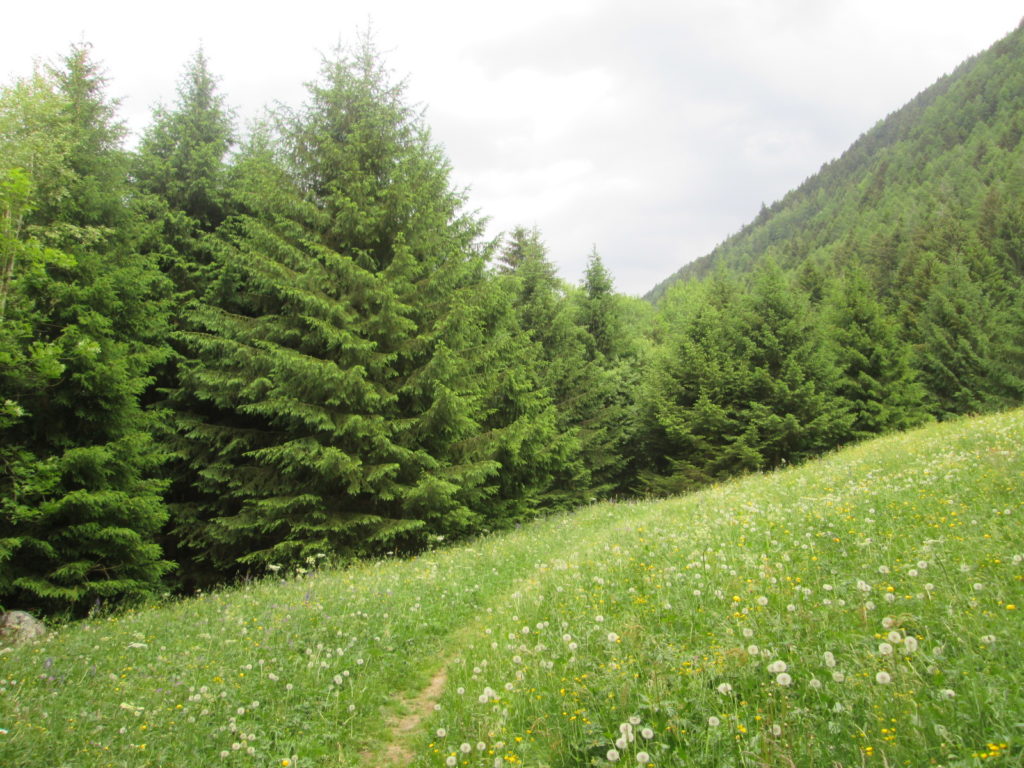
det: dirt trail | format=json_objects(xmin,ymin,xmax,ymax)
[{"xmin": 362, "ymin": 664, "xmax": 449, "ymax": 767}]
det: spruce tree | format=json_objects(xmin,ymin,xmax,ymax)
[
  {"xmin": 915, "ymin": 258, "xmax": 1005, "ymax": 415},
  {"xmin": 133, "ymin": 48, "xmax": 235, "ymax": 296},
  {"xmin": 640, "ymin": 266, "xmax": 851, "ymax": 494},
  {"xmin": 734, "ymin": 264, "xmax": 852, "ymax": 466},
  {"xmin": 824, "ymin": 268, "xmax": 928, "ymax": 439},
  {"xmin": 0, "ymin": 47, "xmax": 172, "ymax": 613},
  {"xmin": 573, "ymin": 248, "xmax": 639, "ymax": 494},
  {"xmin": 495, "ymin": 228, "xmax": 591, "ymax": 504},
  {"xmin": 130, "ymin": 51, "xmax": 237, "ymax": 584},
  {"xmin": 172, "ymin": 42, "xmax": 561, "ymax": 575},
  {"xmin": 579, "ymin": 247, "xmax": 623, "ymax": 362},
  {"xmin": 638, "ymin": 274, "xmax": 757, "ymax": 493}
]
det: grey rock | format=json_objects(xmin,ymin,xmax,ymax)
[{"xmin": 0, "ymin": 611, "xmax": 47, "ymax": 646}]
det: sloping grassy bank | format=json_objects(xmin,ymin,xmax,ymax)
[{"xmin": 2, "ymin": 411, "xmax": 1022, "ymax": 767}]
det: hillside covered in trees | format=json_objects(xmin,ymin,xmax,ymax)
[{"xmin": 2, "ymin": 25, "xmax": 1023, "ymax": 616}]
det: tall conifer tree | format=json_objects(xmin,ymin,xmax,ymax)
[
  {"xmin": 0, "ymin": 47, "xmax": 172, "ymax": 613},
  {"xmin": 172, "ymin": 42, "xmax": 559, "ymax": 574},
  {"xmin": 133, "ymin": 48, "xmax": 235, "ymax": 296},
  {"xmin": 824, "ymin": 268, "xmax": 928, "ymax": 439}
]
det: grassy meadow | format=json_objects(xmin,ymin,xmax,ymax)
[{"xmin": 1, "ymin": 410, "xmax": 1022, "ymax": 768}]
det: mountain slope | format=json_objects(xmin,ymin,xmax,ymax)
[
  {"xmin": 646, "ymin": 22, "xmax": 1024, "ymax": 302},
  {"xmin": 2, "ymin": 409, "xmax": 1022, "ymax": 767}
]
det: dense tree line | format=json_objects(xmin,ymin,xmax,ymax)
[
  {"xmin": 0, "ymin": 42, "xmax": 648, "ymax": 611},
  {"xmin": 2, "ymin": 28, "xmax": 1023, "ymax": 615}
]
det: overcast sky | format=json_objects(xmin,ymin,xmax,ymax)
[{"xmin": 4, "ymin": 1, "xmax": 1021, "ymax": 294}]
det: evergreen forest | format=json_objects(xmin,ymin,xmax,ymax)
[{"xmin": 3, "ymin": 26, "xmax": 1024, "ymax": 616}]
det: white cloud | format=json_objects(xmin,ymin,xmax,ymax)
[{"xmin": 2, "ymin": 0, "xmax": 1021, "ymax": 293}]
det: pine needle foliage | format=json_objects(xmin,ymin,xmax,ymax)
[
  {"xmin": 171, "ymin": 41, "xmax": 555, "ymax": 576},
  {"xmin": 0, "ymin": 47, "xmax": 172, "ymax": 614}
]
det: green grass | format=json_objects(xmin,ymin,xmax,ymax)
[{"xmin": 2, "ymin": 410, "xmax": 1023, "ymax": 768}]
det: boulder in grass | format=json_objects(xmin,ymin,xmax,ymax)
[{"xmin": 0, "ymin": 611, "xmax": 47, "ymax": 646}]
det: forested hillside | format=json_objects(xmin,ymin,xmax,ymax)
[
  {"xmin": 633, "ymin": 24, "xmax": 1024, "ymax": 493},
  {"xmin": 648, "ymin": 23, "xmax": 1024, "ymax": 299},
  {"xmin": 2, "ymin": 26, "xmax": 1023, "ymax": 616}
]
